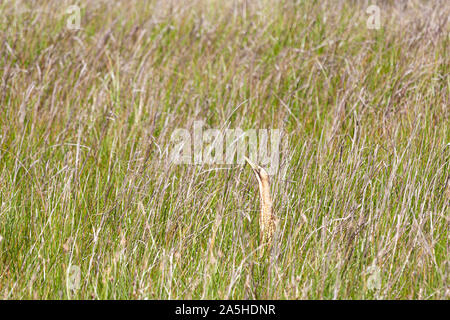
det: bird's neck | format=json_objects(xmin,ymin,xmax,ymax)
[{"xmin": 258, "ymin": 180, "xmax": 272, "ymax": 213}]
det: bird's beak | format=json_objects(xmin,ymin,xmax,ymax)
[
  {"xmin": 244, "ymin": 156, "xmax": 260, "ymax": 177},
  {"xmin": 244, "ymin": 156, "xmax": 257, "ymax": 169}
]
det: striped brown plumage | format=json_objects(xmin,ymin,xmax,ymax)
[{"xmin": 244, "ymin": 157, "xmax": 278, "ymax": 247}]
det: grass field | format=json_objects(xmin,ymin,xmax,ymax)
[{"xmin": 0, "ymin": 0, "xmax": 448, "ymax": 299}]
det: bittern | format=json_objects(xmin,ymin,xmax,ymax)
[{"xmin": 244, "ymin": 156, "xmax": 278, "ymax": 247}]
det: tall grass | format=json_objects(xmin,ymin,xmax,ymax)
[{"xmin": 0, "ymin": 0, "xmax": 448, "ymax": 299}]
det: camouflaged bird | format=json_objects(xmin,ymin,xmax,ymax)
[{"xmin": 244, "ymin": 156, "xmax": 278, "ymax": 248}]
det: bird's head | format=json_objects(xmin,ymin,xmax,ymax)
[{"xmin": 244, "ymin": 156, "xmax": 270, "ymax": 185}]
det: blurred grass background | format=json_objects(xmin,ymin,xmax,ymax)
[{"xmin": 0, "ymin": 0, "xmax": 448, "ymax": 299}]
